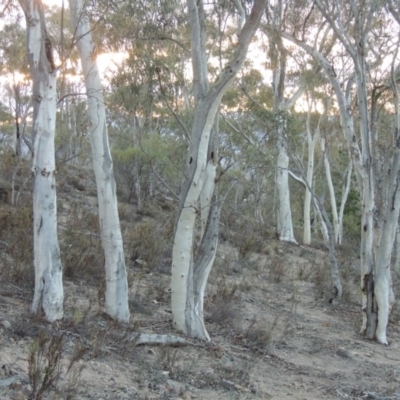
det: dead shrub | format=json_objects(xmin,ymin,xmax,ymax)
[
  {"xmin": 339, "ymin": 263, "xmax": 359, "ymax": 304},
  {"xmin": 156, "ymin": 346, "xmax": 181, "ymax": 375},
  {"xmin": 28, "ymin": 330, "xmax": 86, "ymax": 400},
  {"xmin": 243, "ymin": 316, "xmax": 278, "ymax": 351},
  {"xmin": 312, "ymin": 262, "xmax": 331, "ymax": 300},
  {"xmin": 207, "ymin": 282, "xmax": 238, "ymax": 326},
  {"xmin": 269, "ymin": 256, "xmax": 286, "ymax": 283},
  {"xmin": 59, "ymin": 208, "xmax": 104, "ymax": 283}
]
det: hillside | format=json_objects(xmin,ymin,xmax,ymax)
[{"xmin": 1, "ymin": 168, "xmax": 400, "ymax": 400}]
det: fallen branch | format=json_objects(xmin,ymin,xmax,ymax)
[{"xmin": 130, "ymin": 333, "xmax": 190, "ymax": 345}]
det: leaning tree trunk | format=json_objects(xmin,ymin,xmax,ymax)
[
  {"xmin": 171, "ymin": 0, "xmax": 267, "ymax": 340},
  {"xmin": 69, "ymin": 0, "xmax": 130, "ymax": 322},
  {"xmin": 18, "ymin": 0, "xmax": 63, "ymax": 321}
]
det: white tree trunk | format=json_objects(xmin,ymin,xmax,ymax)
[
  {"xmin": 338, "ymin": 160, "xmax": 353, "ymax": 245},
  {"xmin": 172, "ymin": 0, "xmax": 267, "ymax": 340},
  {"xmin": 321, "ymin": 137, "xmax": 340, "ymax": 245},
  {"xmin": 275, "ymin": 120, "xmax": 296, "ymax": 243},
  {"xmin": 70, "ymin": 0, "xmax": 130, "ymax": 322},
  {"xmin": 374, "ymin": 54, "xmax": 400, "ymax": 344},
  {"xmin": 18, "ymin": 0, "xmax": 63, "ymax": 321},
  {"xmin": 374, "ymin": 167, "xmax": 400, "ymax": 344},
  {"xmin": 395, "ymin": 225, "xmax": 400, "ymax": 274},
  {"xmin": 303, "ymin": 110, "xmax": 320, "ymax": 245}
]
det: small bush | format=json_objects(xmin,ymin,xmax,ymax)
[{"xmin": 129, "ymin": 219, "xmax": 170, "ymax": 271}]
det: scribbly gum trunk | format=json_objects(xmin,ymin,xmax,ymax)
[
  {"xmin": 18, "ymin": 0, "xmax": 63, "ymax": 320},
  {"xmin": 171, "ymin": 0, "xmax": 267, "ymax": 340}
]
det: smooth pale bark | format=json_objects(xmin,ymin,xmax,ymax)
[
  {"xmin": 338, "ymin": 160, "xmax": 353, "ymax": 245},
  {"xmin": 200, "ymin": 159, "xmax": 217, "ymax": 238},
  {"xmin": 374, "ymin": 161, "xmax": 400, "ymax": 343},
  {"xmin": 321, "ymin": 137, "xmax": 341, "ymax": 245},
  {"xmin": 172, "ymin": 0, "xmax": 267, "ymax": 340},
  {"xmin": 303, "ymin": 109, "xmax": 320, "ymax": 245},
  {"xmin": 374, "ymin": 54, "xmax": 400, "ymax": 344},
  {"xmin": 275, "ymin": 117, "xmax": 296, "ymax": 242},
  {"xmin": 18, "ymin": 0, "xmax": 63, "ymax": 321},
  {"xmin": 69, "ymin": 0, "xmax": 129, "ymax": 322},
  {"xmin": 290, "ymin": 171, "xmax": 342, "ymax": 298},
  {"xmin": 270, "ymin": 1, "xmax": 297, "ymax": 244},
  {"xmin": 395, "ymin": 226, "xmax": 400, "ymax": 274}
]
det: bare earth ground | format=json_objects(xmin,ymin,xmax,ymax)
[{"xmin": 1, "ymin": 181, "xmax": 400, "ymax": 399}]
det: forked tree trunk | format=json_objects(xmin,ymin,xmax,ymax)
[
  {"xmin": 171, "ymin": 0, "xmax": 267, "ymax": 340},
  {"xmin": 69, "ymin": 0, "xmax": 130, "ymax": 322},
  {"xmin": 18, "ymin": 0, "xmax": 63, "ymax": 321}
]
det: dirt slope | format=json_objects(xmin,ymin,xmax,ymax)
[{"xmin": 1, "ymin": 188, "xmax": 400, "ymax": 399}]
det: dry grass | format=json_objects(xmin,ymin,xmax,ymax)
[{"xmin": 0, "ymin": 206, "xmax": 34, "ymax": 288}]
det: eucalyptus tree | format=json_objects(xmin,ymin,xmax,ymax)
[
  {"xmin": 280, "ymin": 0, "xmax": 400, "ymax": 344},
  {"xmin": 171, "ymin": 0, "xmax": 267, "ymax": 340},
  {"xmin": 264, "ymin": 0, "xmax": 338, "ymax": 245},
  {"xmin": 68, "ymin": 0, "xmax": 130, "ymax": 322},
  {"xmin": 17, "ymin": 0, "xmax": 63, "ymax": 321}
]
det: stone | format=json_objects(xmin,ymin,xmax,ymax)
[
  {"xmin": 166, "ymin": 379, "xmax": 185, "ymax": 394},
  {"xmin": 220, "ymin": 380, "xmax": 236, "ymax": 391},
  {"xmin": 1, "ymin": 320, "xmax": 11, "ymax": 329}
]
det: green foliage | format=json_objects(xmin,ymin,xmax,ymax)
[
  {"xmin": 0, "ymin": 20, "xmax": 28, "ymax": 74},
  {"xmin": 112, "ymin": 133, "xmax": 185, "ymax": 203},
  {"xmin": 342, "ymin": 189, "xmax": 361, "ymax": 241}
]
